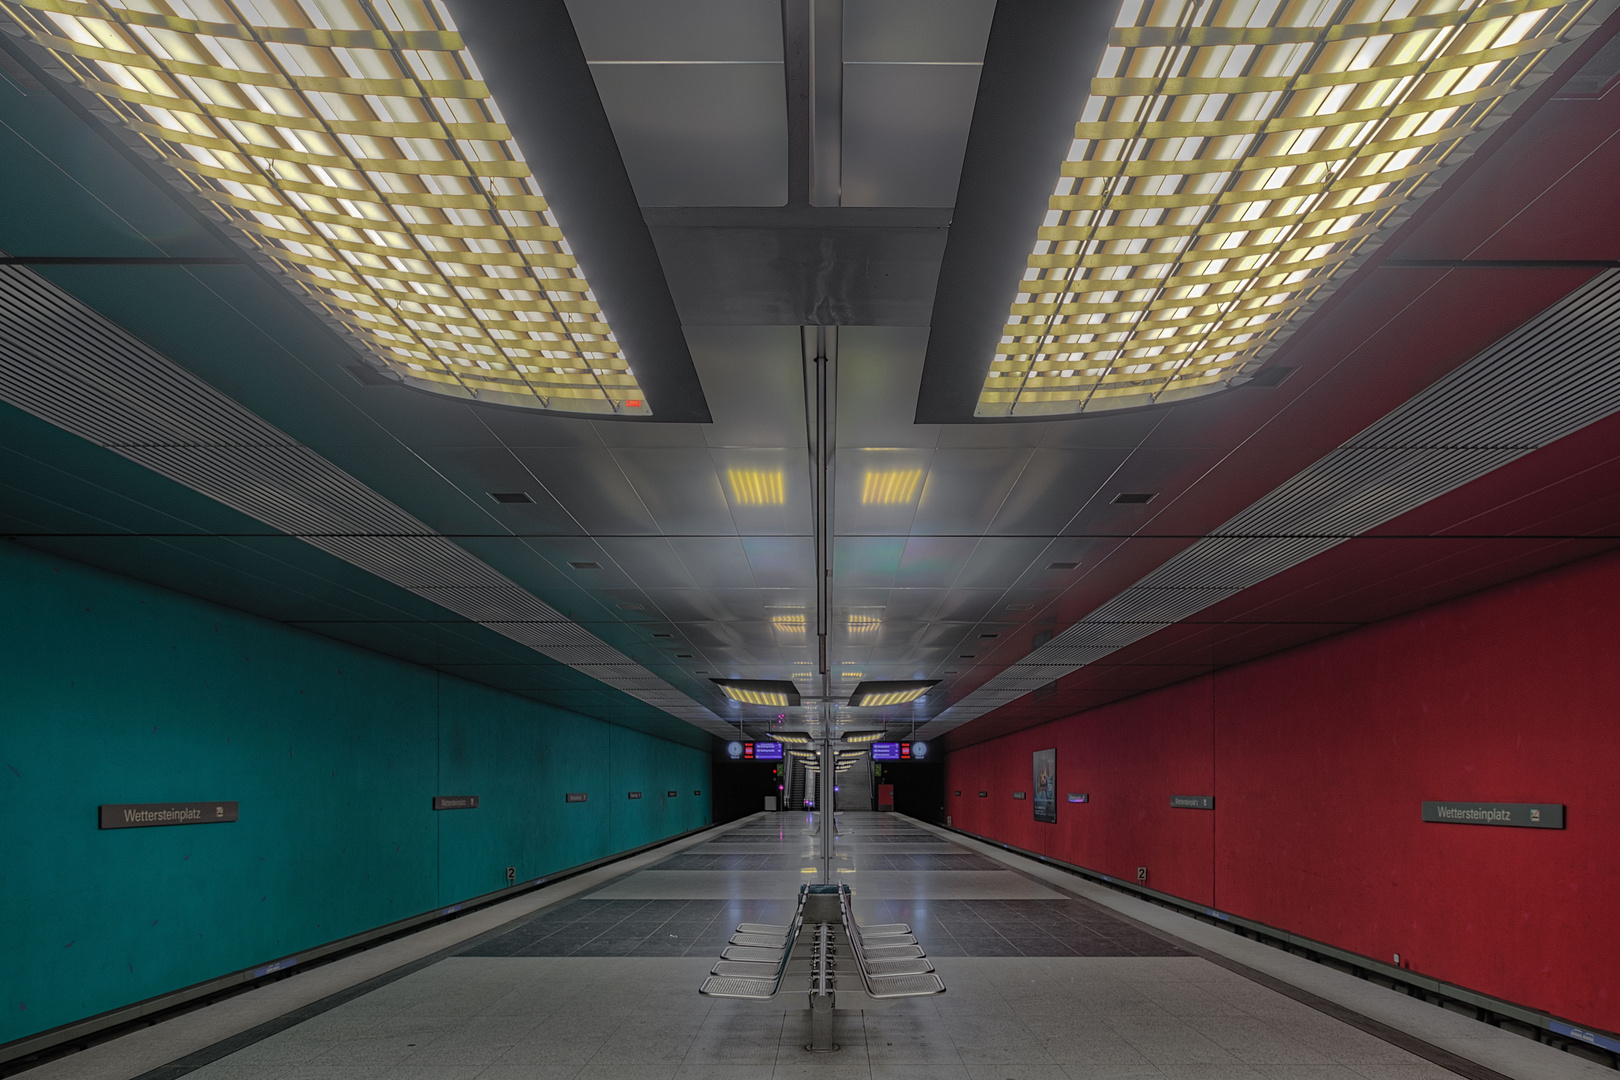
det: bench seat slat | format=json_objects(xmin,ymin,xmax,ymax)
[
  {"xmin": 700, "ymin": 975, "xmax": 781, "ymax": 999},
  {"xmin": 863, "ymin": 972, "xmax": 946, "ymax": 998}
]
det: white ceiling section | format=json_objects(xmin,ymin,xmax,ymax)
[
  {"xmin": 840, "ymin": 0, "xmax": 996, "ymax": 206},
  {"xmin": 567, "ymin": 0, "xmax": 789, "ymax": 205},
  {"xmin": 919, "ymin": 270, "xmax": 1620, "ymax": 739},
  {"xmin": 0, "ymin": 264, "xmax": 737, "ymax": 740}
]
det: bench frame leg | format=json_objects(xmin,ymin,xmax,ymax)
[{"xmin": 807, "ymin": 991, "xmax": 838, "ymax": 1052}]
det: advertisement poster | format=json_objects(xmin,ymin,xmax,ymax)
[{"xmin": 1033, "ymin": 748, "xmax": 1057, "ymax": 823}]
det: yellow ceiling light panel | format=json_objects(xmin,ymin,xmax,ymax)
[
  {"xmin": 770, "ymin": 613, "xmax": 807, "ymax": 631},
  {"xmin": 981, "ymin": 0, "xmax": 1595, "ymax": 417},
  {"xmin": 728, "ymin": 468, "xmax": 786, "ymax": 505},
  {"xmin": 846, "ymin": 615, "xmax": 880, "ymax": 633},
  {"xmin": 860, "ymin": 468, "xmax": 924, "ymax": 505},
  {"xmin": 854, "ymin": 690, "xmax": 919, "ymax": 706},
  {"xmin": 1, "ymin": 0, "xmax": 649, "ymax": 415},
  {"xmin": 719, "ymin": 686, "xmax": 791, "ymax": 706}
]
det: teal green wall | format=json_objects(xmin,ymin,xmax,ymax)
[{"xmin": 0, "ymin": 541, "xmax": 712, "ymax": 1046}]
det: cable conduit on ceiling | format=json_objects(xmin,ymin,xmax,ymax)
[
  {"xmin": 0, "ymin": 264, "xmax": 733, "ymax": 736},
  {"xmin": 922, "ymin": 269, "xmax": 1620, "ymax": 738}
]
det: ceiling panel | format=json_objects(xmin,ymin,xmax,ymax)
[
  {"xmin": 841, "ymin": 64, "xmax": 983, "ymax": 207},
  {"xmin": 506, "ymin": 447, "xmax": 662, "ymax": 536}
]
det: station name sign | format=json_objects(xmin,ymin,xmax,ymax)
[
  {"xmin": 100, "ymin": 801, "xmax": 238, "ymax": 829},
  {"xmin": 433, "ymin": 795, "xmax": 479, "ymax": 810},
  {"xmin": 1422, "ymin": 802, "xmax": 1564, "ymax": 829},
  {"xmin": 1171, "ymin": 795, "xmax": 1215, "ymax": 810}
]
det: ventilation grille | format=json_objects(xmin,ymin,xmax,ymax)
[
  {"xmin": 922, "ymin": 270, "xmax": 1620, "ymax": 737},
  {"xmin": 0, "ymin": 265, "xmax": 733, "ymax": 737}
]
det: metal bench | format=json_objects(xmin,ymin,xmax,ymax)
[
  {"xmin": 698, "ymin": 890, "xmax": 807, "ymax": 1000},
  {"xmin": 839, "ymin": 888, "xmax": 945, "ymax": 999}
]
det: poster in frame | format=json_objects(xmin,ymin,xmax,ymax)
[{"xmin": 1032, "ymin": 748, "xmax": 1057, "ymax": 823}]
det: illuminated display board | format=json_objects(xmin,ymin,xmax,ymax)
[{"xmin": 747, "ymin": 742, "xmax": 784, "ymax": 761}]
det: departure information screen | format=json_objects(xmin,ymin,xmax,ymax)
[
  {"xmin": 872, "ymin": 742, "xmax": 904, "ymax": 761},
  {"xmin": 751, "ymin": 742, "xmax": 784, "ymax": 760}
]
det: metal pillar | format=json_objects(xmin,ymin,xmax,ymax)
[{"xmin": 806, "ymin": 923, "xmax": 837, "ymax": 1051}]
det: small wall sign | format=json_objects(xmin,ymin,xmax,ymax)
[
  {"xmin": 667, "ymin": 790, "xmax": 678, "ymax": 797},
  {"xmin": 1013, "ymin": 791, "xmax": 1027, "ymax": 800},
  {"xmin": 100, "ymin": 801, "xmax": 237, "ymax": 829},
  {"xmin": 1422, "ymin": 802, "xmax": 1564, "ymax": 829},
  {"xmin": 433, "ymin": 795, "xmax": 479, "ymax": 810},
  {"xmin": 1171, "ymin": 795, "xmax": 1215, "ymax": 810},
  {"xmin": 628, "ymin": 791, "xmax": 642, "ymax": 799},
  {"xmin": 1067, "ymin": 793, "xmax": 1090, "ymax": 803},
  {"xmin": 564, "ymin": 792, "xmax": 588, "ymax": 803}
]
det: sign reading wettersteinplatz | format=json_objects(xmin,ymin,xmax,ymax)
[{"xmin": 1422, "ymin": 802, "xmax": 1564, "ymax": 829}]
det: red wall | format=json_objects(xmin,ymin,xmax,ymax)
[{"xmin": 946, "ymin": 548, "xmax": 1620, "ymax": 1033}]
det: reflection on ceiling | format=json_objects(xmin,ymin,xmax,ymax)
[{"xmin": 982, "ymin": 0, "xmax": 1596, "ymax": 417}]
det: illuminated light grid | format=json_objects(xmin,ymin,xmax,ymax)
[
  {"xmin": 728, "ymin": 468, "xmax": 786, "ymax": 505},
  {"xmin": 854, "ymin": 690, "xmax": 924, "ymax": 706},
  {"xmin": 846, "ymin": 615, "xmax": 880, "ymax": 632},
  {"xmin": 770, "ymin": 613, "xmax": 807, "ymax": 631},
  {"xmin": 1, "ymin": 0, "xmax": 649, "ymax": 414},
  {"xmin": 774, "ymin": 732, "xmax": 813, "ymax": 744},
  {"xmin": 717, "ymin": 686, "xmax": 791, "ymax": 706},
  {"xmin": 981, "ymin": 0, "xmax": 1596, "ymax": 417},
  {"xmin": 860, "ymin": 468, "xmax": 924, "ymax": 504}
]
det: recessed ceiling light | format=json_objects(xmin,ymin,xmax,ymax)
[
  {"xmin": 712, "ymin": 679, "xmax": 802, "ymax": 707},
  {"xmin": 652, "ymin": 632, "xmax": 673, "ymax": 639},
  {"xmin": 727, "ymin": 468, "xmax": 787, "ymax": 505},
  {"xmin": 1047, "ymin": 562, "xmax": 1079, "ymax": 570},
  {"xmin": 860, "ymin": 469, "xmax": 924, "ymax": 505},
  {"xmin": 1112, "ymin": 493, "xmax": 1155, "ymax": 505},
  {"xmin": 976, "ymin": 1, "xmax": 1590, "ymax": 418},
  {"xmin": 848, "ymin": 680, "xmax": 938, "ymax": 707},
  {"xmin": 489, "ymin": 492, "xmax": 534, "ymax": 505},
  {"xmin": 569, "ymin": 561, "xmax": 602, "ymax": 569},
  {"xmin": 676, "ymin": 654, "xmax": 693, "ymax": 659},
  {"xmin": 616, "ymin": 603, "xmax": 644, "ymax": 611},
  {"xmin": 979, "ymin": 633, "xmax": 999, "ymax": 639},
  {"xmin": 959, "ymin": 654, "xmax": 976, "ymax": 659},
  {"xmin": 5, "ymin": 0, "xmax": 655, "ymax": 414}
]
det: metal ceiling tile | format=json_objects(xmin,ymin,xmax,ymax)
[
  {"xmin": 613, "ymin": 448, "xmax": 738, "ymax": 535},
  {"xmin": 565, "ymin": 0, "xmax": 782, "ymax": 61},
  {"xmin": 893, "ymin": 537, "xmax": 978, "ymax": 589},
  {"xmin": 688, "ymin": 326, "xmax": 806, "ymax": 449},
  {"xmin": 668, "ymin": 536, "xmax": 759, "ymax": 589},
  {"xmin": 986, "ymin": 449, "xmax": 1132, "ymax": 536},
  {"xmin": 841, "ymin": 63, "xmax": 984, "ymax": 208},
  {"xmin": 910, "ymin": 448, "xmax": 1032, "ymax": 536},
  {"xmin": 595, "ymin": 537, "xmax": 700, "ymax": 589},
  {"xmin": 835, "ymin": 328, "xmax": 938, "ymax": 449},
  {"xmin": 741, "ymin": 536, "xmax": 817, "ymax": 589},
  {"xmin": 830, "ymin": 537, "xmax": 906, "ymax": 587},
  {"xmin": 507, "ymin": 447, "xmax": 661, "ymax": 535},
  {"xmin": 843, "ymin": 0, "xmax": 996, "ymax": 63},
  {"xmin": 588, "ymin": 64, "xmax": 789, "ymax": 206},
  {"xmin": 949, "ymin": 537, "xmax": 1050, "ymax": 591}
]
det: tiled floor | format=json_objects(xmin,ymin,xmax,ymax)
[{"xmin": 161, "ymin": 812, "xmax": 1500, "ymax": 1079}]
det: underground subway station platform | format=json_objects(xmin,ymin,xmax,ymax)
[{"xmin": 3, "ymin": 1, "xmax": 1620, "ymax": 1078}]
